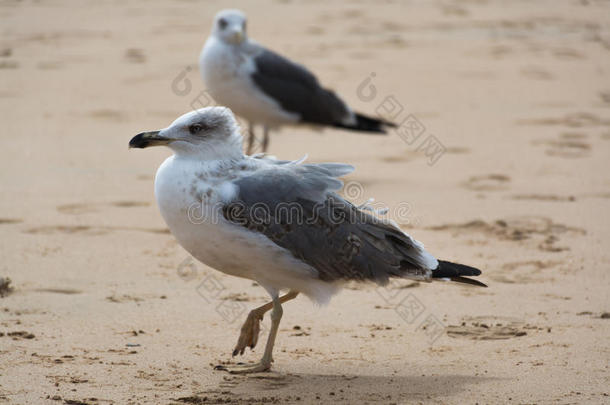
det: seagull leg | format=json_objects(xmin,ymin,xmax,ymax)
[
  {"xmin": 262, "ymin": 125, "xmax": 270, "ymax": 153},
  {"xmin": 246, "ymin": 121, "xmax": 255, "ymax": 155},
  {"xmin": 217, "ymin": 290, "xmax": 298, "ymax": 374},
  {"xmin": 232, "ymin": 290, "xmax": 298, "ymax": 357}
]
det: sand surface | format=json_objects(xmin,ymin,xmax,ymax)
[{"xmin": 1, "ymin": 0, "xmax": 609, "ymax": 404}]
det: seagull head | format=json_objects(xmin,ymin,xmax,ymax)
[
  {"xmin": 211, "ymin": 9, "xmax": 247, "ymax": 45},
  {"xmin": 129, "ymin": 107, "xmax": 243, "ymax": 159}
]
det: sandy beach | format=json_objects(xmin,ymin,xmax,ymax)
[{"xmin": 1, "ymin": 0, "xmax": 609, "ymax": 403}]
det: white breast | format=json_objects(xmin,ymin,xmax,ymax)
[
  {"xmin": 154, "ymin": 155, "xmax": 338, "ymax": 303},
  {"xmin": 199, "ymin": 38, "xmax": 299, "ymax": 127}
]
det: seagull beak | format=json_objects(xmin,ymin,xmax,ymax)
[
  {"xmin": 231, "ymin": 30, "xmax": 244, "ymax": 43},
  {"xmin": 129, "ymin": 130, "xmax": 171, "ymax": 149}
]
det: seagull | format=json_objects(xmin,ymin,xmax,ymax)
[
  {"xmin": 129, "ymin": 107, "xmax": 486, "ymax": 374},
  {"xmin": 199, "ymin": 9, "xmax": 395, "ymax": 155}
]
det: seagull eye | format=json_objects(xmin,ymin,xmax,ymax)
[
  {"xmin": 218, "ymin": 18, "xmax": 228, "ymax": 29},
  {"xmin": 188, "ymin": 124, "xmax": 204, "ymax": 135}
]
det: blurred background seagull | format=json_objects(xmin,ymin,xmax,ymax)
[
  {"xmin": 129, "ymin": 107, "xmax": 485, "ymax": 374},
  {"xmin": 199, "ymin": 9, "xmax": 396, "ymax": 154}
]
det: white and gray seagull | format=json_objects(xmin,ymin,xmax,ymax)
[
  {"xmin": 129, "ymin": 107, "xmax": 486, "ymax": 374},
  {"xmin": 199, "ymin": 9, "xmax": 395, "ymax": 154}
]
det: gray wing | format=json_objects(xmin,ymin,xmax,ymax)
[
  {"xmin": 223, "ymin": 163, "xmax": 435, "ymax": 284},
  {"xmin": 251, "ymin": 48, "xmax": 352, "ymax": 126}
]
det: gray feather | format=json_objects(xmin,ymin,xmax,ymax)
[
  {"xmin": 224, "ymin": 163, "xmax": 432, "ymax": 284},
  {"xmin": 251, "ymin": 49, "xmax": 351, "ymax": 126}
]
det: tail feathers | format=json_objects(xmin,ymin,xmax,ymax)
[
  {"xmin": 432, "ymin": 260, "xmax": 487, "ymax": 287},
  {"xmin": 334, "ymin": 113, "xmax": 396, "ymax": 133}
]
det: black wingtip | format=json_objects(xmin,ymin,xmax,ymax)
[
  {"xmin": 450, "ymin": 276, "xmax": 488, "ymax": 287},
  {"xmin": 432, "ymin": 260, "xmax": 486, "ymax": 287},
  {"xmin": 334, "ymin": 113, "xmax": 395, "ymax": 134}
]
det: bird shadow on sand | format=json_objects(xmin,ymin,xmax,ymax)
[{"xmin": 176, "ymin": 372, "xmax": 495, "ymax": 404}]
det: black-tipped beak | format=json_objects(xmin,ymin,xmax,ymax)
[{"xmin": 129, "ymin": 131, "xmax": 171, "ymax": 149}]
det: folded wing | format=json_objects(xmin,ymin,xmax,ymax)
[{"xmin": 223, "ymin": 161, "xmax": 438, "ymax": 284}]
